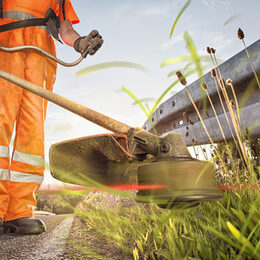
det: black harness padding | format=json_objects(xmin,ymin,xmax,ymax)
[
  {"xmin": 0, "ymin": 0, "xmax": 3, "ymax": 18},
  {"xmin": 45, "ymin": 8, "xmax": 62, "ymax": 43},
  {"xmin": 0, "ymin": 8, "xmax": 62, "ymax": 43}
]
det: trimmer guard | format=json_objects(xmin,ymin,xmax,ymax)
[
  {"xmin": 49, "ymin": 133, "xmax": 140, "ymax": 186},
  {"xmin": 49, "ymin": 133, "xmax": 222, "ymax": 208}
]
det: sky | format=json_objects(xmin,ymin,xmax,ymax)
[{"xmin": 42, "ymin": 0, "xmax": 260, "ymax": 185}]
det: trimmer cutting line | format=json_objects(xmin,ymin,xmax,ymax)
[{"xmin": 0, "ymin": 44, "xmax": 223, "ymax": 208}]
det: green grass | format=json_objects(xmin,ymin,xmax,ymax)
[{"xmin": 72, "ymin": 188, "xmax": 259, "ymax": 259}]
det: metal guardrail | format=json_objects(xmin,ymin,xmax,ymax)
[{"xmin": 143, "ymin": 39, "xmax": 260, "ymax": 146}]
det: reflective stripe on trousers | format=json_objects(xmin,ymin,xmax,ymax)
[
  {"xmin": 0, "ymin": 145, "xmax": 9, "ymax": 158},
  {"xmin": 0, "ymin": 169, "xmax": 44, "ymax": 184},
  {"xmin": 12, "ymin": 150, "xmax": 45, "ymax": 167},
  {"xmin": 0, "ymin": 168, "xmax": 9, "ymax": 181},
  {"xmin": 0, "ymin": 149, "xmax": 45, "ymax": 184}
]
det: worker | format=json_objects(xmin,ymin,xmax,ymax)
[{"xmin": 0, "ymin": 0, "xmax": 103, "ymax": 234}]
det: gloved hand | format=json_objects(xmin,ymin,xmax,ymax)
[{"xmin": 74, "ymin": 30, "xmax": 103, "ymax": 57}]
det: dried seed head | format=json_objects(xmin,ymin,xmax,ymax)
[
  {"xmin": 206, "ymin": 47, "xmax": 211, "ymax": 54},
  {"xmin": 192, "ymin": 139, "xmax": 195, "ymax": 143},
  {"xmin": 203, "ymin": 148, "xmax": 206, "ymax": 153},
  {"xmin": 186, "ymin": 132, "xmax": 189, "ymax": 137},
  {"xmin": 201, "ymin": 82, "xmax": 208, "ymax": 90},
  {"xmin": 230, "ymin": 99, "xmax": 235, "ymax": 107},
  {"xmin": 190, "ymin": 120, "xmax": 194, "ymax": 126},
  {"xmin": 211, "ymin": 48, "xmax": 216, "ymax": 54},
  {"xmin": 226, "ymin": 78, "xmax": 232, "ymax": 85},
  {"xmin": 176, "ymin": 71, "xmax": 187, "ymax": 85},
  {"xmin": 237, "ymin": 28, "xmax": 244, "ymax": 40},
  {"xmin": 186, "ymin": 126, "xmax": 189, "ymax": 130},
  {"xmin": 211, "ymin": 68, "xmax": 216, "ymax": 78}
]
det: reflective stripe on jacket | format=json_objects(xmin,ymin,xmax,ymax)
[
  {"xmin": 1, "ymin": 0, "xmax": 62, "ymax": 19},
  {"xmin": 0, "ymin": 0, "xmax": 79, "ymax": 24}
]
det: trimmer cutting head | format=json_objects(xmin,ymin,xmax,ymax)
[{"xmin": 50, "ymin": 130, "xmax": 223, "ymax": 209}]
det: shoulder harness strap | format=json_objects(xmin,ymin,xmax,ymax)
[
  {"xmin": 62, "ymin": 0, "xmax": 66, "ymax": 21},
  {"xmin": 0, "ymin": 8, "xmax": 62, "ymax": 43}
]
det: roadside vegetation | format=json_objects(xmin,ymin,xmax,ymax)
[
  {"xmin": 71, "ymin": 32, "xmax": 259, "ymax": 258},
  {"xmin": 40, "ymin": 1, "xmax": 260, "ymax": 259},
  {"xmin": 36, "ymin": 192, "xmax": 82, "ymax": 214}
]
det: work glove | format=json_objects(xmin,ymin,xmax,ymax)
[{"xmin": 74, "ymin": 30, "xmax": 103, "ymax": 57}]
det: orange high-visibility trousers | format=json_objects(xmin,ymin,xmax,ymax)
[{"xmin": 0, "ymin": 17, "xmax": 57, "ymax": 221}]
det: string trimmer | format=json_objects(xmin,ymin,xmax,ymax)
[{"xmin": 0, "ymin": 45, "xmax": 222, "ymax": 208}]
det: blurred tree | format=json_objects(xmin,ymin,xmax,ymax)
[{"xmin": 36, "ymin": 192, "xmax": 83, "ymax": 214}]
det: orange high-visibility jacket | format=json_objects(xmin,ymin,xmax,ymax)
[{"xmin": 0, "ymin": 0, "xmax": 79, "ymax": 221}]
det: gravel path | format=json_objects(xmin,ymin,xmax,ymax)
[
  {"xmin": 0, "ymin": 215, "xmax": 73, "ymax": 260},
  {"xmin": 0, "ymin": 214, "xmax": 123, "ymax": 259},
  {"xmin": 62, "ymin": 216, "xmax": 124, "ymax": 260},
  {"xmin": 0, "ymin": 193, "xmax": 135, "ymax": 259}
]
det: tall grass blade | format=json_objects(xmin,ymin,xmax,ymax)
[
  {"xmin": 133, "ymin": 248, "xmax": 139, "ymax": 260},
  {"xmin": 161, "ymin": 55, "xmax": 192, "ymax": 67},
  {"xmin": 226, "ymin": 221, "xmax": 258, "ymax": 257},
  {"xmin": 169, "ymin": 0, "xmax": 192, "ymax": 39},
  {"xmin": 223, "ymin": 13, "xmax": 242, "ymax": 26},
  {"xmin": 149, "ymin": 69, "xmax": 196, "ymax": 117},
  {"xmin": 132, "ymin": 98, "xmax": 156, "ymax": 106},
  {"xmin": 76, "ymin": 61, "xmax": 149, "ymax": 77},
  {"xmin": 183, "ymin": 31, "xmax": 204, "ymax": 80},
  {"xmin": 163, "ymin": 55, "xmax": 212, "ymax": 71},
  {"xmin": 195, "ymin": 162, "xmax": 211, "ymax": 184},
  {"xmin": 167, "ymin": 63, "xmax": 211, "ymax": 78},
  {"xmin": 121, "ymin": 86, "xmax": 149, "ymax": 117}
]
